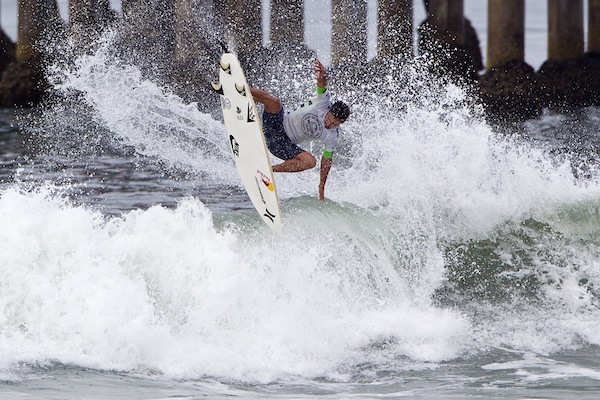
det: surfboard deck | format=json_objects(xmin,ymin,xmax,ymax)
[{"xmin": 213, "ymin": 53, "xmax": 282, "ymax": 234}]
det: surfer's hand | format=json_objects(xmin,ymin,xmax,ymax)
[{"xmin": 315, "ymin": 60, "xmax": 327, "ymax": 89}]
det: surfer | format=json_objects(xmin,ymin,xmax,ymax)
[{"xmin": 250, "ymin": 60, "xmax": 350, "ymax": 201}]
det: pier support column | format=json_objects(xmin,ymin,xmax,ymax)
[
  {"xmin": 174, "ymin": 0, "xmax": 204, "ymax": 63},
  {"xmin": 548, "ymin": 0, "xmax": 584, "ymax": 61},
  {"xmin": 0, "ymin": 5, "xmax": 14, "ymax": 72},
  {"xmin": 3, "ymin": 0, "xmax": 62, "ymax": 106},
  {"xmin": 69, "ymin": 0, "xmax": 115, "ymax": 50},
  {"xmin": 589, "ymin": 0, "xmax": 600, "ymax": 53},
  {"xmin": 122, "ymin": 0, "xmax": 175, "ymax": 78},
  {"xmin": 377, "ymin": 0, "xmax": 412, "ymax": 58},
  {"xmin": 270, "ymin": 0, "xmax": 303, "ymax": 47},
  {"xmin": 480, "ymin": 0, "xmax": 537, "ymax": 121},
  {"xmin": 17, "ymin": 0, "xmax": 59, "ymax": 62},
  {"xmin": 486, "ymin": 0, "xmax": 524, "ymax": 70},
  {"xmin": 331, "ymin": 0, "xmax": 367, "ymax": 66},
  {"xmin": 223, "ymin": 0, "xmax": 262, "ymax": 53},
  {"xmin": 427, "ymin": 0, "xmax": 464, "ymax": 46},
  {"xmin": 418, "ymin": 0, "xmax": 479, "ymax": 81}
]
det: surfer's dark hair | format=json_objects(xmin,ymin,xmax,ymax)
[{"xmin": 330, "ymin": 101, "xmax": 350, "ymax": 122}]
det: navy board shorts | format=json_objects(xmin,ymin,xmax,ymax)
[{"xmin": 262, "ymin": 108, "xmax": 304, "ymax": 160}]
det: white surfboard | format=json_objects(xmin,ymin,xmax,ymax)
[{"xmin": 212, "ymin": 53, "xmax": 282, "ymax": 234}]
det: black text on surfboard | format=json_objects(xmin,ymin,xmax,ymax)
[
  {"xmin": 247, "ymin": 103, "xmax": 256, "ymax": 123},
  {"xmin": 229, "ymin": 135, "xmax": 239, "ymax": 157}
]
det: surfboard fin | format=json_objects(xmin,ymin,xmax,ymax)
[
  {"xmin": 220, "ymin": 60, "xmax": 231, "ymax": 74},
  {"xmin": 235, "ymin": 83, "xmax": 246, "ymax": 97},
  {"xmin": 210, "ymin": 82, "xmax": 224, "ymax": 95}
]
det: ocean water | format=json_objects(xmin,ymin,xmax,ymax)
[{"xmin": 2, "ymin": 2, "xmax": 600, "ymax": 400}]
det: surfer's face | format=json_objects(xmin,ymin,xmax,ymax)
[{"xmin": 324, "ymin": 111, "xmax": 344, "ymax": 129}]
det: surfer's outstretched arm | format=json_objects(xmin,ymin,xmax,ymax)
[{"xmin": 314, "ymin": 60, "xmax": 327, "ymax": 92}]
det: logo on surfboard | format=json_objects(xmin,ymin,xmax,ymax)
[
  {"xmin": 257, "ymin": 169, "xmax": 274, "ymax": 192},
  {"xmin": 247, "ymin": 103, "xmax": 256, "ymax": 123},
  {"xmin": 221, "ymin": 97, "xmax": 231, "ymax": 110},
  {"xmin": 229, "ymin": 135, "xmax": 239, "ymax": 157},
  {"xmin": 263, "ymin": 208, "xmax": 277, "ymax": 223}
]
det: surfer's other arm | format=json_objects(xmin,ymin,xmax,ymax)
[{"xmin": 319, "ymin": 153, "xmax": 333, "ymax": 201}]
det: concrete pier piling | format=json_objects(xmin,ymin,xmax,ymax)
[
  {"xmin": 17, "ymin": 0, "xmax": 59, "ymax": 63},
  {"xmin": 223, "ymin": 0, "xmax": 262, "ymax": 54},
  {"xmin": 589, "ymin": 0, "xmax": 600, "ymax": 53},
  {"xmin": 426, "ymin": 0, "xmax": 464, "ymax": 46},
  {"xmin": 331, "ymin": 0, "xmax": 368, "ymax": 66},
  {"xmin": 538, "ymin": 0, "xmax": 600, "ymax": 111},
  {"xmin": 486, "ymin": 0, "xmax": 525, "ymax": 69},
  {"xmin": 480, "ymin": 0, "xmax": 537, "ymax": 121},
  {"xmin": 0, "ymin": 6, "xmax": 13, "ymax": 74},
  {"xmin": 69, "ymin": 0, "xmax": 114, "ymax": 50},
  {"xmin": 1, "ymin": 0, "xmax": 62, "ymax": 106},
  {"xmin": 16, "ymin": 0, "xmax": 38, "ymax": 63},
  {"xmin": 378, "ymin": 0, "xmax": 413, "ymax": 59},
  {"xmin": 121, "ymin": 0, "xmax": 175, "ymax": 78},
  {"xmin": 270, "ymin": 0, "xmax": 304, "ymax": 47},
  {"xmin": 418, "ymin": 0, "xmax": 482, "ymax": 80},
  {"xmin": 174, "ymin": 0, "xmax": 205, "ymax": 63},
  {"xmin": 548, "ymin": 0, "xmax": 584, "ymax": 61}
]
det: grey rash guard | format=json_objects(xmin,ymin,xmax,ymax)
[{"xmin": 282, "ymin": 91, "xmax": 339, "ymax": 154}]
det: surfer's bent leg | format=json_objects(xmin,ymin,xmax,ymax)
[
  {"xmin": 261, "ymin": 108, "xmax": 316, "ymax": 172},
  {"xmin": 250, "ymin": 88, "xmax": 281, "ymax": 114},
  {"xmin": 273, "ymin": 152, "xmax": 316, "ymax": 173}
]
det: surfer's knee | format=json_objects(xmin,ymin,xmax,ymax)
[
  {"xmin": 264, "ymin": 97, "xmax": 282, "ymax": 114},
  {"xmin": 298, "ymin": 152, "xmax": 316, "ymax": 170}
]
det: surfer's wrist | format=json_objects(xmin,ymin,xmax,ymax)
[{"xmin": 317, "ymin": 74, "xmax": 327, "ymax": 91}]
